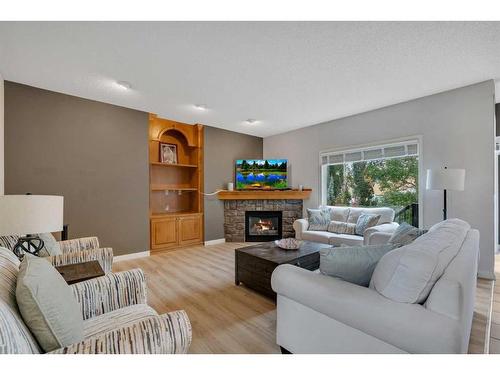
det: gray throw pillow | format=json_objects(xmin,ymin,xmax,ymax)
[
  {"xmin": 307, "ymin": 208, "xmax": 331, "ymax": 231},
  {"xmin": 388, "ymin": 222, "xmax": 426, "ymax": 247},
  {"xmin": 355, "ymin": 213, "xmax": 381, "ymax": 236},
  {"xmin": 16, "ymin": 254, "xmax": 84, "ymax": 352},
  {"xmin": 37, "ymin": 233, "xmax": 62, "ymax": 257},
  {"xmin": 320, "ymin": 244, "xmax": 397, "ymax": 286}
]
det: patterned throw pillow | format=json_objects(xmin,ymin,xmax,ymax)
[
  {"xmin": 307, "ymin": 208, "xmax": 331, "ymax": 231},
  {"xmin": 388, "ymin": 222, "xmax": 427, "ymax": 247},
  {"xmin": 327, "ymin": 221, "xmax": 357, "ymax": 235},
  {"xmin": 355, "ymin": 213, "xmax": 381, "ymax": 236}
]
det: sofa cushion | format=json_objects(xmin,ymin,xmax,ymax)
[
  {"xmin": 16, "ymin": 254, "xmax": 84, "ymax": 352},
  {"xmin": 355, "ymin": 213, "xmax": 381, "ymax": 235},
  {"xmin": 320, "ymin": 244, "xmax": 397, "ymax": 286},
  {"xmin": 327, "ymin": 221, "xmax": 357, "ymax": 235},
  {"xmin": 83, "ymin": 304, "xmax": 158, "ymax": 339},
  {"xmin": 328, "ymin": 233, "xmax": 365, "ymax": 246},
  {"xmin": 388, "ymin": 222, "xmax": 426, "ymax": 247},
  {"xmin": 347, "ymin": 207, "xmax": 395, "ymax": 225},
  {"xmin": 307, "ymin": 208, "xmax": 331, "ymax": 231},
  {"xmin": 321, "ymin": 206, "xmax": 350, "ymax": 222},
  {"xmin": 301, "ymin": 231, "xmax": 336, "ymax": 244},
  {"xmin": 370, "ymin": 219, "xmax": 470, "ymax": 304}
]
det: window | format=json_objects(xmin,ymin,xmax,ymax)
[{"xmin": 321, "ymin": 140, "xmax": 420, "ymax": 225}]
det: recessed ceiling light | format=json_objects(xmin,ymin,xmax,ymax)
[
  {"xmin": 116, "ymin": 80, "xmax": 132, "ymax": 90},
  {"xmin": 245, "ymin": 119, "xmax": 257, "ymax": 124},
  {"xmin": 194, "ymin": 104, "xmax": 207, "ymax": 111}
]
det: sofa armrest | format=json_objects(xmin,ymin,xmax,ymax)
[
  {"xmin": 59, "ymin": 236, "xmax": 100, "ymax": 253},
  {"xmin": 271, "ymin": 264, "xmax": 463, "ymax": 353},
  {"xmin": 293, "ymin": 219, "xmax": 309, "ymax": 239},
  {"xmin": 48, "ymin": 311, "xmax": 192, "ymax": 354},
  {"xmin": 363, "ymin": 222, "xmax": 399, "ymax": 245},
  {"xmin": 47, "ymin": 247, "xmax": 113, "ymax": 273},
  {"xmin": 71, "ymin": 269, "xmax": 147, "ymax": 320}
]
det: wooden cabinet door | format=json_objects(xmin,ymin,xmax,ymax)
[
  {"xmin": 151, "ymin": 217, "xmax": 178, "ymax": 250},
  {"xmin": 178, "ymin": 215, "xmax": 202, "ymax": 246}
]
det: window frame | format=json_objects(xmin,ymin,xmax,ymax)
[{"xmin": 319, "ymin": 136, "xmax": 424, "ymax": 227}]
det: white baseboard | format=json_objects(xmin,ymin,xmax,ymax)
[
  {"xmin": 114, "ymin": 251, "xmax": 150, "ymax": 262},
  {"xmin": 204, "ymin": 238, "xmax": 226, "ymax": 246}
]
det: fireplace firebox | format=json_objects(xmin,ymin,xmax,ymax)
[{"xmin": 245, "ymin": 211, "xmax": 283, "ymax": 242}]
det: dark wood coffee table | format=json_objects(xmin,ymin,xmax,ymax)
[
  {"xmin": 55, "ymin": 260, "xmax": 105, "ymax": 285},
  {"xmin": 235, "ymin": 241, "xmax": 331, "ymax": 299}
]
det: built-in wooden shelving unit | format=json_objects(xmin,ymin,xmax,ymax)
[{"xmin": 149, "ymin": 114, "xmax": 204, "ymax": 252}]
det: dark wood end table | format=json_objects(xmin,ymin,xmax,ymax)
[
  {"xmin": 55, "ymin": 260, "xmax": 105, "ymax": 285},
  {"xmin": 235, "ymin": 240, "xmax": 331, "ymax": 299}
]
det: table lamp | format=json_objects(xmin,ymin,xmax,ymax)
[
  {"xmin": 0, "ymin": 195, "xmax": 64, "ymax": 258},
  {"xmin": 426, "ymin": 168, "xmax": 465, "ymax": 221}
]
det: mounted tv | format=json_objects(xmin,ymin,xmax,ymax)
[{"xmin": 235, "ymin": 159, "xmax": 288, "ymax": 190}]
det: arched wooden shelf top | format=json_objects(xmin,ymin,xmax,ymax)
[{"xmin": 157, "ymin": 127, "xmax": 193, "ymax": 147}]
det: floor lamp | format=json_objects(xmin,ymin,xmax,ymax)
[{"xmin": 426, "ymin": 168, "xmax": 465, "ymax": 221}]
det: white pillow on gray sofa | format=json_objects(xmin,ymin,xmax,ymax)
[
  {"xmin": 370, "ymin": 219, "xmax": 470, "ymax": 304},
  {"xmin": 320, "ymin": 243, "xmax": 396, "ymax": 286}
]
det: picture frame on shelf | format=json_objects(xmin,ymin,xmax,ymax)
[{"xmin": 160, "ymin": 143, "xmax": 178, "ymax": 164}]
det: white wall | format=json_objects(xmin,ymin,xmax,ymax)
[
  {"xmin": 264, "ymin": 81, "xmax": 496, "ymax": 278},
  {"xmin": 0, "ymin": 73, "xmax": 3, "ymax": 195}
]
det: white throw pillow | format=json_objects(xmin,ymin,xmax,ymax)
[
  {"xmin": 370, "ymin": 219, "xmax": 470, "ymax": 304},
  {"xmin": 37, "ymin": 233, "xmax": 62, "ymax": 257},
  {"xmin": 16, "ymin": 254, "xmax": 84, "ymax": 352}
]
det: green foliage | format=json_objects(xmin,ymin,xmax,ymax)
[
  {"xmin": 351, "ymin": 162, "xmax": 376, "ymax": 206},
  {"xmin": 325, "ymin": 156, "xmax": 418, "ymax": 209},
  {"xmin": 366, "ymin": 157, "xmax": 417, "ymax": 192}
]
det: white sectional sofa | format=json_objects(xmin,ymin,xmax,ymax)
[
  {"xmin": 272, "ymin": 219, "xmax": 479, "ymax": 354},
  {"xmin": 293, "ymin": 206, "xmax": 399, "ymax": 246}
]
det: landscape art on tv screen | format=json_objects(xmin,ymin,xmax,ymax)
[{"xmin": 236, "ymin": 159, "xmax": 288, "ymax": 190}]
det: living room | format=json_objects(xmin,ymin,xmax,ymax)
[{"xmin": 2, "ymin": 2, "xmax": 500, "ymax": 372}]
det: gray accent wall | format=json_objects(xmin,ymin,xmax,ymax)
[
  {"xmin": 204, "ymin": 126, "xmax": 263, "ymax": 241},
  {"xmin": 264, "ymin": 81, "xmax": 496, "ymax": 278},
  {"xmin": 4, "ymin": 82, "xmax": 149, "ymax": 256}
]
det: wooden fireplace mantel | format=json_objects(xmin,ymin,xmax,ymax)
[{"xmin": 217, "ymin": 189, "xmax": 311, "ymax": 200}]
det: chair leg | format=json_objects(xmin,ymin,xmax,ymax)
[{"xmin": 280, "ymin": 346, "xmax": 292, "ymax": 354}]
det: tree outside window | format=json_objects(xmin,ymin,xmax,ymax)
[{"xmin": 325, "ymin": 156, "xmax": 418, "ymax": 211}]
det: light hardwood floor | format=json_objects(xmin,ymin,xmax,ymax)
[
  {"xmin": 114, "ymin": 242, "xmax": 491, "ymax": 354},
  {"xmin": 486, "ymin": 256, "xmax": 500, "ymax": 354}
]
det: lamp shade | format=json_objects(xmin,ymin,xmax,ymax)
[
  {"xmin": 0, "ymin": 195, "xmax": 63, "ymax": 236},
  {"xmin": 426, "ymin": 168, "xmax": 465, "ymax": 191}
]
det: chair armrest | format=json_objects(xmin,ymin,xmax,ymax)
[
  {"xmin": 71, "ymin": 269, "xmax": 147, "ymax": 320},
  {"xmin": 293, "ymin": 219, "xmax": 309, "ymax": 239},
  {"xmin": 59, "ymin": 237, "xmax": 100, "ymax": 253},
  {"xmin": 365, "ymin": 231, "xmax": 393, "ymax": 246},
  {"xmin": 271, "ymin": 264, "xmax": 463, "ymax": 353},
  {"xmin": 48, "ymin": 311, "xmax": 192, "ymax": 354},
  {"xmin": 363, "ymin": 222, "xmax": 399, "ymax": 245},
  {"xmin": 47, "ymin": 247, "xmax": 113, "ymax": 273}
]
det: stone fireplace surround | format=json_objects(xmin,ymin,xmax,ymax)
[{"xmin": 223, "ymin": 199, "xmax": 303, "ymax": 242}]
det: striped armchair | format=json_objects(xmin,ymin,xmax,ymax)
[
  {"xmin": 0, "ymin": 248, "xmax": 192, "ymax": 354},
  {"xmin": 0, "ymin": 235, "xmax": 113, "ymax": 273}
]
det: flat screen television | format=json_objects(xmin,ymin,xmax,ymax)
[{"xmin": 235, "ymin": 159, "xmax": 288, "ymax": 190}]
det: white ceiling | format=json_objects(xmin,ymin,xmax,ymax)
[{"xmin": 1, "ymin": 22, "xmax": 500, "ymax": 138}]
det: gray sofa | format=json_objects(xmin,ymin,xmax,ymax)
[
  {"xmin": 293, "ymin": 206, "xmax": 399, "ymax": 246},
  {"xmin": 272, "ymin": 219, "xmax": 479, "ymax": 354}
]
